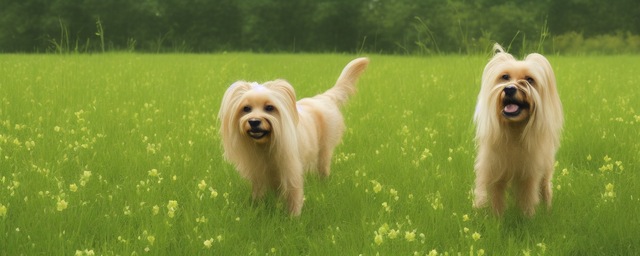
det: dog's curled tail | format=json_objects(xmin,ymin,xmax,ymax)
[{"xmin": 323, "ymin": 57, "xmax": 369, "ymax": 106}]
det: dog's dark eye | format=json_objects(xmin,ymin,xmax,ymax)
[
  {"xmin": 264, "ymin": 105, "xmax": 275, "ymax": 112},
  {"xmin": 243, "ymin": 106, "xmax": 251, "ymax": 112},
  {"xmin": 501, "ymin": 74, "xmax": 510, "ymax": 80},
  {"xmin": 526, "ymin": 77, "xmax": 535, "ymax": 84}
]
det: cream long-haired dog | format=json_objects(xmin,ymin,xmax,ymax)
[
  {"xmin": 218, "ymin": 58, "xmax": 369, "ymax": 216},
  {"xmin": 473, "ymin": 44, "xmax": 563, "ymax": 217}
]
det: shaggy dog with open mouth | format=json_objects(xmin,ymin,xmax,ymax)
[
  {"xmin": 218, "ymin": 58, "xmax": 369, "ymax": 216},
  {"xmin": 473, "ymin": 44, "xmax": 563, "ymax": 217}
]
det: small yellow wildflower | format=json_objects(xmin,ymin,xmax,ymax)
[
  {"xmin": 148, "ymin": 169, "xmax": 159, "ymax": 177},
  {"xmin": 80, "ymin": 171, "xmax": 92, "ymax": 186},
  {"xmin": 147, "ymin": 235, "xmax": 155, "ymax": 245},
  {"xmin": 374, "ymin": 232, "xmax": 383, "ymax": 245},
  {"xmin": 405, "ymin": 231, "xmax": 416, "ymax": 242},
  {"xmin": 604, "ymin": 155, "xmax": 611, "ymax": 162},
  {"xmin": 167, "ymin": 200, "xmax": 178, "ymax": 210},
  {"xmin": 152, "ymin": 205, "xmax": 159, "ymax": 215},
  {"xmin": 57, "ymin": 200, "xmax": 68, "ymax": 211},
  {"xmin": 70, "ymin": 184, "xmax": 78, "ymax": 192},
  {"xmin": 203, "ymin": 238, "xmax": 214, "ymax": 248},
  {"xmin": 587, "ymin": 155, "xmax": 592, "ymax": 161},
  {"xmin": 428, "ymin": 249, "xmax": 438, "ymax": 256},
  {"xmin": 462, "ymin": 214, "xmax": 469, "ymax": 221},
  {"xmin": 199, "ymin": 216, "xmax": 209, "ymax": 223},
  {"xmin": 463, "ymin": 227, "xmax": 469, "ymax": 233},
  {"xmin": 382, "ymin": 202, "xmax": 390, "ymax": 212},
  {"xmin": 606, "ymin": 183, "xmax": 614, "ymax": 192},
  {"xmin": 537, "ymin": 243, "xmax": 546, "ymax": 253},
  {"xmin": 472, "ymin": 232, "xmax": 481, "ymax": 241},
  {"xmin": 0, "ymin": 203, "xmax": 7, "ymax": 217},
  {"xmin": 378, "ymin": 223, "xmax": 389, "ymax": 235},
  {"xmin": 390, "ymin": 189, "xmax": 398, "ymax": 196},
  {"xmin": 373, "ymin": 183, "xmax": 382, "ymax": 193},
  {"xmin": 54, "ymin": 126, "xmax": 61, "ymax": 132},
  {"xmin": 477, "ymin": 249, "xmax": 485, "ymax": 256},
  {"xmin": 387, "ymin": 229, "xmax": 400, "ymax": 239},
  {"xmin": 198, "ymin": 180, "xmax": 207, "ymax": 191}
]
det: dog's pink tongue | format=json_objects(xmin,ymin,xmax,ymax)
[{"xmin": 504, "ymin": 104, "xmax": 519, "ymax": 113}]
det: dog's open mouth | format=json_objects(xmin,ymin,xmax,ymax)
[
  {"xmin": 247, "ymin": 129, "xmax": 270, "ymax": 139},
  {"xmin": 502, "ymin": 98, "xmax": 530, "ymax": 118}
]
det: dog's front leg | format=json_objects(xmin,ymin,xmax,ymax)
[
  {"xmin": 473, "ymin": 159, "xmax": 490, "ymax": 209},
  {"xmin": 287, "ymin": 186, "xmax": 303, "ymax": 216},
  {"xmin": 540, "ymin": 162, "xmax": 555, "ymax": 210},
  {"xmin": 473, "ymin": 180, "xmax": 488, "ymax": 209},
  {"xmin": 514, "ymin": 174, "xmax": 542, "ymax": 218},
  {"xmin": 284, "ymin": 172, "xmax": 304, "ymax": 216},
  {"xmin": 489, "ymin": 181, "xmax": 508, "ymax": 217}
]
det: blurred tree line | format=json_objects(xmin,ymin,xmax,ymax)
[{"xmin": 1, "ymin": 0, "xmax": 639, "ymax": 54}]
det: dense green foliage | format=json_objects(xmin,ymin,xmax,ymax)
[
  {"xmin": 0, "ymin": 54, "xmax": 639, "ymax": 255},
  {"xmin": 1, "ymin": 0, "xmax": 639, "ymax": 54}
]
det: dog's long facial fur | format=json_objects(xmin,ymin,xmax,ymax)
[
  {"xmin": 223, "ymin": 81, "xmax": 298, "ymax": 145},
  {"xmin": 219, "ymin": 58, "xmax": 369, "ymax": 216},
  {"xmin": 473, "ymin": 44, "xmax": 563, "ymax": 217},
  {"xmin": 241, "ymin": 89, "xmax": 276, "ymax": 143}
]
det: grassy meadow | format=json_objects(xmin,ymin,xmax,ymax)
[{"xmin": 0, "ymin": 53, "xmax": 639, "ymax": 255}]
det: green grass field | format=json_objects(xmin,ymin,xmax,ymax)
[{"xmin": 0, "ymin": 53, "xmax": 639, "ymax": 255}]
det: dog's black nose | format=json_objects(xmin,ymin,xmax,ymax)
[
  {"xmin": 248, "ymin": 119, "xmax": 262, "ymax": 128},
  {"xmin": 503, "ymin": 86, "xmax": 517, "ymax": 96}
]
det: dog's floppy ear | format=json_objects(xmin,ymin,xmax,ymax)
[
  {"xmin": 525, "ymin": 53, "xmax": 558, "ymax": 101},
  {"xmin": 219, "ymin": 81, "xmax": 250, "ymax": 122},
  {"xmin": 492, "ymin": 43, "xmax": 505, "ymax": 56},
  {"xmin": 486, "ymin": 43, "xmax": 514, "ymax": 71},
  {"xmin": 525, "ymin": 53, "xmax": 563, "ymax": 129},
  {"xmin": 265, "ymin": 79, "xmax": 299, "ymax": 125},
  {"xmin": 218, "ymin": 81, "xmax": 253, "ymax": 161},
  {"xmin": 482, "ymin": 45, "xmax": 515, "ymax": 88},
  {"xmin": 525, "ymin": 54, "xmax": 555, "ymax": 89}
]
